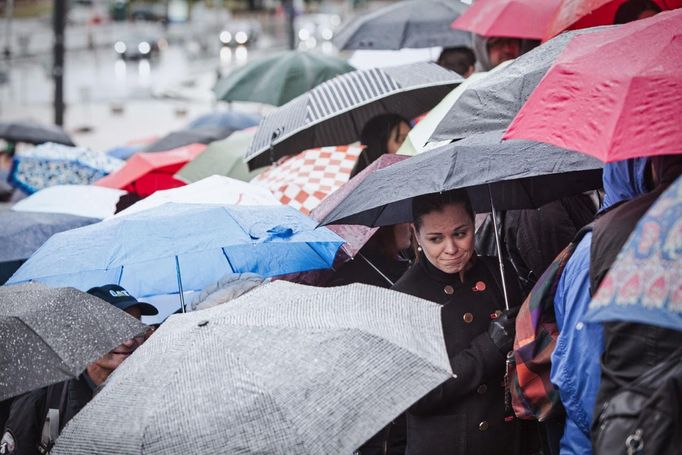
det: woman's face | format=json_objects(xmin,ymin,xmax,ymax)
[
  {"xmin": 413, "ymin": 203, "xmax": 475, "ymax": 274},
  {"xmin": 386, "ymin": 121, "xmax": 411, "ymax": 154}
]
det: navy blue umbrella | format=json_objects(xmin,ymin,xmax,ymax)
[{"xmin": 0, "ymin": 211, "xmax": 98, "ymax": 284}]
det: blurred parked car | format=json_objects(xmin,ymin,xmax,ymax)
[
  {"xmin": 219, "ymin": 19, "xmax": 262, "ymax": 47},
  {"xmin": 114, "ymin": 35, "xmax": 163, "ymax": 60},
  {"xmin": 295, "ymin": 13, "xmax": 342, "ymax": 49}
]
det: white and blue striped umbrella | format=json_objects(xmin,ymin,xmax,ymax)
[{"xmin": 245, "ymin": 62, "xmax": 463, "ymax": 170}]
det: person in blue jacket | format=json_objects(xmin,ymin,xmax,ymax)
[{"xmin": 550, "ymin": 158, "xmax": 649, "ymax": 455}]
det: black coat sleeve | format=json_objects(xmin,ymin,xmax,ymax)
[
  {"xmin": 2, "ymin": 389, "xmax": 47, "ymax": 455},
  {"xmin": 410, "ymin": 330, "xmax": 506, "ymax": 415}
]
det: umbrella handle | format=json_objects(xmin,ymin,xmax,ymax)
[{"xmin": 487, "ymin": 184, "xmax": 510, "ymax": 311}]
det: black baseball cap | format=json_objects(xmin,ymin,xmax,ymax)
[{"xmin": 87, "ymin": 284, "xmax": 158, "ymax": 316}]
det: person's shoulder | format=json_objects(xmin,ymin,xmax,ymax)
[
  {"xmin": 390, "ymin": 262, "xmax": 425, "ymax": 296},
  {"xmin": 2, "ymin": 388, "xmax": 50, "ymax": 455}
]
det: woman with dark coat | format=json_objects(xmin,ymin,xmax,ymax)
[{"xmin": 392, "ymin": 189, "xmax": 524, "ymax": 455}]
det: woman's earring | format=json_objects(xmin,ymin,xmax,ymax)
[{"xmin": 417, "ymin": 245, "xmax": 422, "ymax": 252}]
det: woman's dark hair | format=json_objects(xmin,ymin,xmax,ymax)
[
  {"xmin": 614, "ymin": 0, "xmax": 661, "ymax": 24},
  {"xmin": 350, "ymin": 114, "xmax": 410, "ymax": 178},
  {"xmin": 412, "ymin": 189, "xmax": 475, "ymax": 231}
]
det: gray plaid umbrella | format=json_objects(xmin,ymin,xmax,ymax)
[
  {"xmin": 320, "ymin": 129, "xmax": 603, "ymax": 227},
  {"xmin": 0, "ymin": 284, "xmax": 148, "ymax": 401},
  {"xmin": 0, "ymin": 120, "xmax": 75, "ymax": 146},
  {"xmin": 428, "ymin": 27, "xmax": 605, "ymax": 144},
  {"xmin": 52, "ymin": 281, "xmax": 453, "ymax": 455},
  {"xmin": 245, "ymin": 62, "xmax": 463, "ymax": 169},
  {"xmin": 334, "ymin": 0, "xmax": 471, "ymax": 50}
]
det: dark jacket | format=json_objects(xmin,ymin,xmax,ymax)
[
  {"xmin": 476, "ymin": 195, "xmax": 596, "ymax": 295},
  {"xmin": 1, "ymin": 374, "xmax": 95, "ymax": 455},
  {"xmin": 590, "ymin": 155, "xmax": 682, "ymax": 434},
  {"xmin": 326, "ymin": 249, "xmax": 410, "ymax": 289},
  {"xmin": 392, "ymin": 254, "xmax": 522, "ymax": 455}
]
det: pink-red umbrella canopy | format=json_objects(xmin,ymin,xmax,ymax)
[
  {"xmin": 504, "ymin": 10, "xmax": 682, "ymax": 163},
  {"xmin": 544, "ymin": 0, "xmax": 681, "ymax": 40},
  {"xmin": 451, "ymin": 0, "xmax": 562, "ymax": 40},
  {"xmin": 95, "ymin": 144, "xmax": 205, "ymax": 196}
]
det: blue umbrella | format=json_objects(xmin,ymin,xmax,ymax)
[
  {"xmin": 187, "ymin": 111, "xmax": 261, "ymax": 131},
  {"xmin": 105, "ymin": 144, "xmax": 145, "ymax": 161},
  {"xmin": 8, "ymin": 204, "xmax": 345, "ymax": 309},
  {"xmin": 585, "ymin": 175, "xmax": 682, "ymax": 331},
  {"xmin": 9, "ymin": 143, "xmax": 123, "ymax": 194}
]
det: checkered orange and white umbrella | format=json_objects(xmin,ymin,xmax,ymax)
[{"xmin": 251, "ymin": 145, "xmax": 363, "ymax": 215}]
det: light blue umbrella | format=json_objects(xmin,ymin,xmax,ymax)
[
  {"xmin": 585, "ymin": 175, "xmax": 682, "ymax": 331},
  {"xmin": 8, "ymin": 204, "xmax": 345, "ymax": 310},
  {"xmin": 9, "ymin": 142, "xmax": 123, "ymax": 194}
]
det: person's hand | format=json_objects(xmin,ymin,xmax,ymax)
[{"xmin": 487, "ymin": 306, "xmax": 519, "ymax": 354}]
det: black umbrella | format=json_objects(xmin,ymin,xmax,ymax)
[
  {"xmin": 320, "ymin": 130, "xmax": 603, "ymax": 309},
  {"xmin": 0, "ymin": 284, "xmax": 147, "ymax": 401},
  {"xmin": 427, "ymin": 26, "xmax": 606, "ymax": 144},
  {"xmin": 334, "ymin": 0, "xmax": 472, "ymax": 50},
  {"xmin": 245, "ymin": 62, "xmax": 463, "ymax": 170},
  {"xmin": 142, "ymin": 126, "xmax": 236, "ymax": 153},
  {"xmin": 0, "ymin": 120, "xmax": 75, "ymax": 147},
  {"xmin": 320, "ymin": 130, "xmax": 602, "ymax": 227}
]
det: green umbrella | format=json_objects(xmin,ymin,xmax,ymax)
[
  {"xmin": 174, "ymin": 129, "xmax": 265, "ymax": 184},
  {"xmin": 214, "ymin": 51, "xmax": 355, "ymax": 107}
]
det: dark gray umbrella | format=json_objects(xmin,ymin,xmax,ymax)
[
  {"xmin": 245, "ymin": 62, "xmax": 463, "ymax": 170},
  {"xmin": 0, "ymin": 284, "xmax": 148, "ymax": 401},
  {"xmin": 334, "ymin": 0, "xmax": 471, "ymax": 50},
  {"xmin": 52, "ymin": 281, "xmax": 453, "ymax": 454},
  {"xmin": 0, "ymin": 120, "xmax": 75, "ymax": 147},
  {"xmin": 319, "ymin": 129, "xmax": 603, "ymax": 227},
  {"xmin": 0, "ymin": 211, "xmax": 98, "ymax": 264},
  {"xmin": 142, "ymin": 126, "xmax": 236, "ymax": 153},
  {"xmin": 428, "ymin": 27, "xmax": 605, "ymax": 144}
]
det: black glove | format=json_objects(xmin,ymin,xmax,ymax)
[{"xmin": 487, "ymin": 306, "xmax": 519, "ymax": 354}]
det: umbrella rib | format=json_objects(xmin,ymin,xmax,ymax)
[{"xmin": 221, "ymin": 247, "xmax": 236, "ymax": 273}]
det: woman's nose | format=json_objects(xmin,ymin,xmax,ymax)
[{"xmin": 444, "ymin": 237, "xmax": 458, "ymax": 254}]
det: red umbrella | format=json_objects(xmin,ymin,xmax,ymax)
[
  {"xmin": 310, "ymin": 154, "xmax": 409, "ymax": 259},
  {"xmin": 504, "ymin": 10, "xmax": 682, "ymax": 163},
  {"xmin": 544, "ymin": 0, "xmax": 681, "ymax": 40},
  {"xmin": 451, "ymin": 0, "xmax": 562, "ymax": 40},
  {"xmin": 251, "ymin": 145, "xmax": 362, "ymax": 215},
  {"xmin": 94, "ymin": 144, "xmax": 205, "ymax": 197}
]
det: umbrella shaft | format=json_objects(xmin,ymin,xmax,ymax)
[{"xmin": 487, "ymin": 185, "xmax": 510, "ymax": 310}]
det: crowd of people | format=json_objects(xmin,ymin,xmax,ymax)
[{"xmin": 1, "ymin": 0, "xmax": 680, "ymax": 454}]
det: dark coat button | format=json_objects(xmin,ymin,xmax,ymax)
[
  {"xmin": 463, "ymin": 312, "xmax": 474, "ymax": 323},
  {"xmin": 477, "ymin": 384, "xmax": 487, "ymax": 394},
  {"xmin": 478, "ymin": 421, "xmax": 489, "ymax": 431},
  {"xmin": 444, "ymin": 285, "xmax": 454, "ymax": 295}
]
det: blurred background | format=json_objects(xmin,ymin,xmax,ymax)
[{"xmin": 0, "ymin": 0, "xmax": 392, "ymax": 151}]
